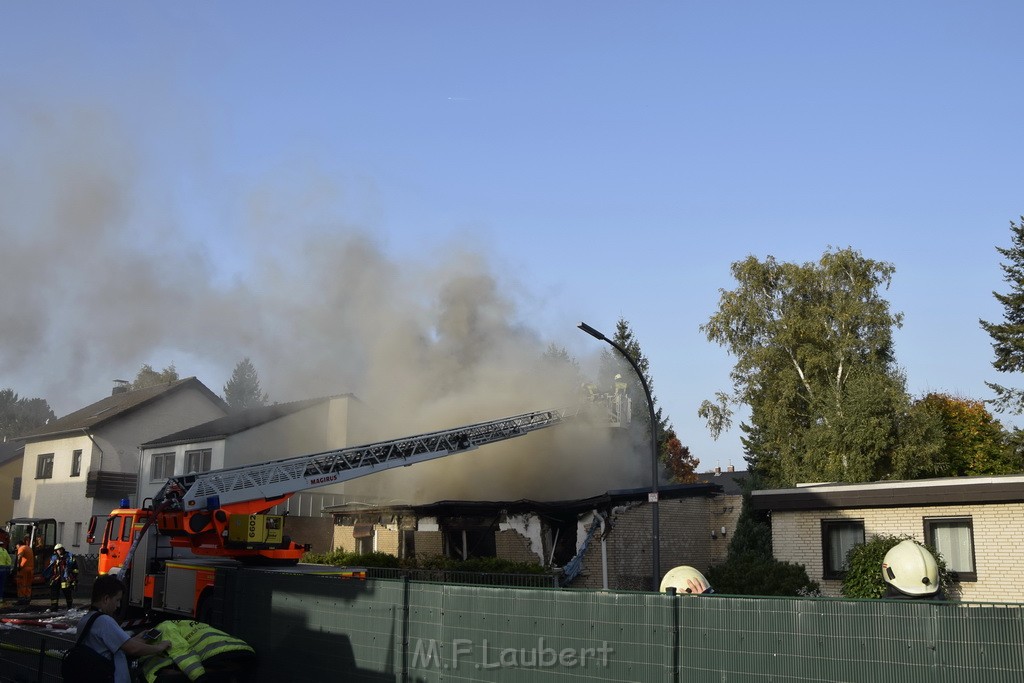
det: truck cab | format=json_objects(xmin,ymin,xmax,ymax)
[{"xmin": 4, "ymin": 518, "xmax": 57, "ymax": 594}]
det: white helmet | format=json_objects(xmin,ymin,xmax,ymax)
[
  {"xmin": 54, "ymin": 543, "xmax": 64, "ymax": 551},
  {"xmin": 660, "ymin": 565, "xmax": 713, "ymax": 594},
  {"xmin": 882, "ymin": 540, "xmax": 938, "ymax": 596}
]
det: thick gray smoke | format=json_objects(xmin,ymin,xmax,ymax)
[{"xmin": 0, "ymin": 105, "xmax": 648, "ymax": 503}]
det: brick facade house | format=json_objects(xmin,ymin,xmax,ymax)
[
  {"xmin": 751, "ymin": 475, "xmax": 1024, "ymax": 602},
  {"xmin": 327, "ymin": 481, "xmax": 744, "ymax": 590}
]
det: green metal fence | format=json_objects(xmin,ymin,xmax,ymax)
[{"xmin": 224, "ymin": 572, "xmax": 1024, "ymax": 682}]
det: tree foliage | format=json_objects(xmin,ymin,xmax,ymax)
[
  {"xmin": 841, "ymin": 534, "xmax": 954, "ymax": 600},
  {"xmin": 705, "ymin": 490, "xmax": 819, "ymax": 596},
  {"xmin": 598, "ymin": 317, "xmax": 681, "ymax": 478},
  {"xmin": 662, "ymin": 428, "xmax": 699, "ymax": 483},
  {"xmin": 915, "ymin": 393, "xmax": 1020, "ymax": 475},
  {"xmin": 980, "ymin": 217, "xmax": 1024, "ymax": 414},
  {"xmin": 223, "ymin": 357, "xmax": 269, "ymax": 411},
  {"xmin": 131, "ymin": 363, "xmax": 179, "ymax": 390},
  {"xmin": 599, "ymin": 318, "xmax": 670, "ymax": 437},
  {"xmin": 701, "ymin": 247, "xmax": 942, "ymax": 486},
  {"xmin": 0, "ymin": 389, "xmax": 55, "ymax": 440}
]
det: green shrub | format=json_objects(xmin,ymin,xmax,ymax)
[
  {"xmin": 301, "ymin": 549, "xmax": 401, "ymax": 568},
  {"xmin": 706, "ymin": 552, "xmax": 820, "ymax": 596},
  {"xmin": 840, "ymin": 534, "xmax": 953, "ymax": 599},
  {"xmin": 703, "ymin": 485, "xmax": 819, "ymax": 597},
  {"xmin": 409, "ymin": 555, "xmax": 547, "ymax": 574},
  {"xmin": 302, "ymin": 550, "xmax": 546, "ymax": 575}
]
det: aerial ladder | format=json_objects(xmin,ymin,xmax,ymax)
[{"xmin": 93, "ymin": 403, "xmax": 622, "ymax": 620}]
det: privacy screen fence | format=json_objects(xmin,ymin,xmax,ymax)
[{"xmin": 219, "ymin": 571, "xmax": 1024, "ymax": 683}]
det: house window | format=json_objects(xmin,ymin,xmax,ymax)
[
  {"xmin": 12, "ymin": 477, "xmax": 20, "ymax": 500},
  {"xmin": 353, "ymin": 524, "xmax": 375, "ymax": 554},
  {"xmin": 401, "ymin": 530, "xmax": 416, "ymax": 559},
  {"xmin": 36, "ymin": 453, "xmax": 54, "ymax": 480},
  {"xmin": 58, "ymin": 522, "xmax": 64, "ymax": 544},
  {"xmin": 925, "ymin": 517, "xmax": 977, "ymax": 582},
  {"xmin": 821, "ymin": 519, "xmax": 864, "ymax": 579},
  {"xmin": 445, "ymin": 527, "xmax": 496, "ymax": 560},
  {"xmin": 73, "ymin": 522, "xmax": 82, "ymax": 548},
  {"xmin": 151, "ymin": 453, "xmax": 176, "ymax": 481},
  {"xmin": 71, "ymin": 450, "xmax": 82, "ymax": 477},
  {"xmin": 185, "ymin": 449, "xmax": 212, "ymax": 474}
]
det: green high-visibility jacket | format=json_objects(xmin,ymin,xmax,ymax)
[{"xmin": 139, "ymin": 620, "xmax": 254, "ymax": 683}]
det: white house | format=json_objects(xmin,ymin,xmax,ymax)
[
  {"xmin": 14, "ymin": 378, "xmax": 228, "ymax": 551},
  {"xmin": 137, "ymin": 395, "xmax": 364, "ymax": 550}
]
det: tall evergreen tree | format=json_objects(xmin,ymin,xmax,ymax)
[
  {"xmin": 980, "ymin": 217, "xmax": 1024, "ymax": 414},
  {"xmin": 595, "ymin": 317, "xmax": 679, "ymax": 479},
  {"xmin": 223, "ymin": 357, "xmax": 269, "ymax": 411}
]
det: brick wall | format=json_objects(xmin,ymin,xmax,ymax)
[
  {"xmin": 771, "ymin": 503, "xmax": 1024, "ymax": 601},
  {"xmin": 282, "ymin": 515, "xmax": 334, "ymax": 554},
  {"xmin": 571, "ymin": 498, "xmax": 722, "ymax": 590},
  {"xmin": 495, "ymin": 529, "xmax": 539, "ymax": 564},
  {"xmin": 332, "ymin": 525, "xmax": 356, "ymax": 553},
  {"xmin": 414, "ymin": 530, "xmax": 443, "ymax": 559},
  {"xmin": 708, "ymin": 494, "xmax": 743, "ymax": 565},
  {"xmin": 376, "ymin": 526, "xmax": 399, "ymax": 555}
]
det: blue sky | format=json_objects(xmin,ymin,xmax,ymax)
[{"xmin": 2, "ymin": 2, "xmax": 1023, "ymax": 471}]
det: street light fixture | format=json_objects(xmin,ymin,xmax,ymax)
[{"xmin": 578, "ymin": 322, "xmax": 661, "ymax": 589}]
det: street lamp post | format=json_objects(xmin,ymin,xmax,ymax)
[{"xmin": 578, "ymin": 322, "xmax": 661, "ymax": 590}]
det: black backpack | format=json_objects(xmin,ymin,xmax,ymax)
[{"xmin": 61, "ymin": 611, "xmax": 115, "ymax": 683}]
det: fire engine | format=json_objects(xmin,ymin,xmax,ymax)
[{"xmin": 91, "ymin": 404, "xmax": 621, "ymax": 622}]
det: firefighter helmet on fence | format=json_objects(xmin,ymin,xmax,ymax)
[
  {"xmin": 660, "ymin": 565, "xmax": 713, "ymax": 594},
  {"xmin": 882, "ymin": 540, "xmax": 939, "ymax": 596}
]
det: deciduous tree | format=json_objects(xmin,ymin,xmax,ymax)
[
  {"xmin": 915, "ymin": 393, "xmax": 1020, "ymax": 475},
  {"xmin": 701, "ymin": 247, "xmax": 942, "ymax": 486},
  {"xmin": 662, "ymin": 429, "xmax": 699, "ymax": 483},
  {"xmin": 131, "ymin": 363, "xmax": 179, "ymax": 390},
  {"xmin": 0, "ymin": 389, "xmax": 55, "ymax": 439}
]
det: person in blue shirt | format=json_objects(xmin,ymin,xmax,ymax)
[{"xmin": 76, "ymin": 575, "xmax": 171, "ymax": 683}]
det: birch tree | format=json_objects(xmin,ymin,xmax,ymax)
[{"xmin": 701, "ymin": 247, "xmax": 941, "ymax": 486}]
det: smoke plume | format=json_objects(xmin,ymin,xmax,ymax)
[{"xmin": 0, "ymin": 104, "xmax": 648, "ymax": 503}]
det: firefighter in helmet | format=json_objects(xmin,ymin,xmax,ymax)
[
  {"xmin": 882, "ymin": 539, "xmax": 942, "ymax": 600},
  {"xmin": 660, "ymin": 565, "xmax": 714, "ymax": 595}
]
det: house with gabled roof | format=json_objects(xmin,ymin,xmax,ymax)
[
  {"xmin": 14, "ymin": 378, "xmax": 228, "ymax": 551},
  {"xmin": 139, "ymin": 394, "xmax": 364, "ymax": 552}
]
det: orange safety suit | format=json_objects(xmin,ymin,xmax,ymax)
[{"xmin": 15, "ymin": 542, "xmax": 34, "ymax": 602}]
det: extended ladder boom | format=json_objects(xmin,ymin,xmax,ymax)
[{"xmin": 155, "ymin": 408, "xmax": 574, "ymax": 511}]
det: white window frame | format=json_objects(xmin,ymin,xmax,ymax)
[
  {"xmin": 924, "ymin": 516, "xmax": 977, "ymax": 582},
  {"xmin": 151, "ymin": 452, "xmax": 176, "ymax": 481},
  {"xmin": 185, "ymin": 448, "xmax": 212, "ymax": 474}
]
